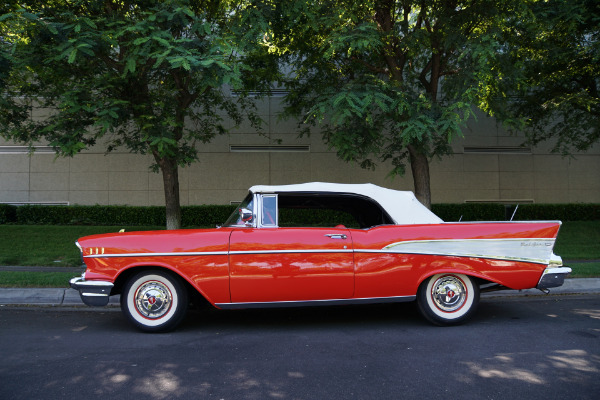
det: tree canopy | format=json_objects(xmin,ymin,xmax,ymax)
[
  {"xmin": 259, "ymin": 0, "xmax": 599, "ymax": 207},
  {"xmin": 261, "ymin": 0, "xmax": 520, "ymax": 207},
  {"xmin": 1, "ymin": 0, "xmax": 266, "ymax": 229},
  {"xmin": 488, "ymin": 0, "xmax": 599, "ymax": 154},
  {"xmin": 2, "ymin": 0, "xmax": 597, "ymax": 215}
]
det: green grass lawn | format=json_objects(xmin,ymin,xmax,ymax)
[
  {"xmin": 553, "ymin": 221, "xmax": 600, "ymax": 260},
  {"xmin": 0, "ymin": 271, "xmax": 76, "ymax": 288},
  {"xmin": 0, "ymin": 225, "xmax": 165, "ymax": 267},
  {"xmin": 0, "ymin": 221, "xmax": 598, "ymax": 288}
]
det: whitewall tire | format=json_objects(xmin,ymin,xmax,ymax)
[
  {"xmin": 121, "ymin": 270, "xmax": 188, "ymax": 332},
  {"xmin": 417, "ymin": 273, "xmax": 480, "ymax": 326}
]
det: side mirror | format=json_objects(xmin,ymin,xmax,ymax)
[{"xmin": 239, "ymin": 208, "xmax": 254, "ymax": 226}]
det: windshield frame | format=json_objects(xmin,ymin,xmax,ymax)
[{"xmin": 222, "ymin": 193, "xmax": 255, "ymax": 227}]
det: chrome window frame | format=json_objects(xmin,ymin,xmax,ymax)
[{"xmin": 257, "ymin": 193, "xmax": 278, "ymax": 228}]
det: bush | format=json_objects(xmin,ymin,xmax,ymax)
[
  {"xmin": 183, "ymin": 205, "xmax": 237, "ymax": 227},
  {"xmin": 516, "ymin": 204, "xmax": 600, "ymax": 221},
  {"xmin": 15, "ymin": 205, "xmax": 165, "ymax": 226},
  {"xmin": 433, "ymin": 203, "xmax": 600, "ymax": 222},
  {"xmin": 279, "ymin": 208, "xmax": 359, "ymax": 227},
  {"xmin": 12, "ymin": 205, "xmax": 236, "ymax": 227},
  {"xmin": 432, "ymin": 203, "xmax": 506, "ymax": 221},
  {"xmin": 0, "ymin": 204, "xmax": 17, "ymax": 224}
]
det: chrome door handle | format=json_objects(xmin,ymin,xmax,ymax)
[{"xmin": 325, "ymin": 234, "xmax": 347, "ymax": 239}]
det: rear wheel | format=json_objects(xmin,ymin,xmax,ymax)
[
  {"xmin": 121, "ymin": 270, "xmax": 188, "ymax": 332},
  {"xmin": 417, "ymin": 273, "xmax": 480, "ymax": 326}
]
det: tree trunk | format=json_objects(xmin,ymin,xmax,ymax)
[
  {"xmin": 407, "ymin": 144, "xmax": 432, "ymax": 209},
  {"xmin": 158, "ymin": 156, "xmax": 182, "ymax": 230}
]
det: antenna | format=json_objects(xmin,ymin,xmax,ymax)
[{"xmin": 510, "ymin": 205, "xmax": 519, "ymax": 221}]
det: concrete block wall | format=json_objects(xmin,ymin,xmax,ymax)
[{"xmin": 1, "ymin": 98, "xmax": 599, "ymax": 206}]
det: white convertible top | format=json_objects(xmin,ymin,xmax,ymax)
[{"xmin": 249, "ymin": 182, "xmax": 443, "ymax": 225}]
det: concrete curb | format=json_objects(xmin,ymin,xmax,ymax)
[
  {"xmin": 0, "ymin": 288, "xmax": 120, "ymax": 307},
  {"xmin": 0, "ymin": 278, "xmax": 598, "ymax": 308}
]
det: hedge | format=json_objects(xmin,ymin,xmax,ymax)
[
  {"xmin": 0, "ymin": 204, "xmax": 17, "ymax": 224},
  {"xmin": 7, "ymin": 204, "xmax": 237, "ymax": 227},
  {"xmin": 0, "ymin": 203, "xmax": 598, "ymax": 226},
  {"xmin": 515, "ymin": 204, "xmax": 600, "ymax": 221},
  {"xmin": 432, "ymin": 203, "xmax": 600, "ymax": 222},
  {"xmin": 432, "ymin": 204, "xmax": 506, "ymax": 222}
]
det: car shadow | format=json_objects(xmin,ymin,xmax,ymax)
[{"xmin": 179, "ymin": 301, "xmax": 426, "ymax": 332}]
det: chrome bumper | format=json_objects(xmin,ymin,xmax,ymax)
[
  {"xmin": 69, "ymin": 274, "xmax": 114, "ymax": 307},
  {"xmin": 536, "ymin": 266, "xmax": 572, "ymax": 290}
]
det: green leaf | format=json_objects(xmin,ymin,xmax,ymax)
[
  {"xmin": 134, "ymin": 37, "xmax": 150, "ymax": 46},
  {"xmin": 153, "ymin": 36, "xmax": 171, "ymax": 47},
  {"xmin": 181, "ymin": 7, "xmax": 195, "ymax": 18},
  {"xmin": 125, "ymin": 58, "xmax": 136, "ymax": 74},
  {"xmin": 67, "ymin": 49, "xmax": 77, "ymax": 64},
  {"xmin": 82, "ymin": 18, "xmax": 97, "ymax": 29},
  {"xmin": 181, "ymin": 58, "xmax": 191, "ymax": 71}
]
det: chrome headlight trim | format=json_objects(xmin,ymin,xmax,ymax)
[{"xmin": 75, "ymin": 241, "xmax": 84, "ymax": 264}]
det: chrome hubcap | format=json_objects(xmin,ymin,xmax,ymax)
[
  {"xmin": 431, "ymin": 275, "xmax": 466, "ymax": 312},
  {"xmin": 134, "ymin": 281, "xmax": 172, "ymax": 319}
]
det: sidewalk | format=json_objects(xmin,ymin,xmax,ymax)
[{"xmin": 0, "ymin": 279, "xmax": 599, "ymax": 307}]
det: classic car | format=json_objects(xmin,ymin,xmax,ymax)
[{"xmin": 70, "ymin": 182, "xmax": 571, "ymax": 332}]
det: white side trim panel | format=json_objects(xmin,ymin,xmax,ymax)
[{"xmin": 378, "ymin": 238, "xmax": 555, "ymax": 264}]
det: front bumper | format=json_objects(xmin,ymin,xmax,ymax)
[{"xmin": 69, "ymin": 274, "xmax": 114, "ymax": 307}]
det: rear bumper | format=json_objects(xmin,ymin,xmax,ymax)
[
  {"xmin": 69, "ymin": 274, "xmax": 114, "ymax": 307},
  {"xmin": 536, "ymin": 266, "xmax": 572, "ymax": 289}
]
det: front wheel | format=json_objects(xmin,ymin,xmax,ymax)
[
  {"xmin": 121, "ymin": 270, "xmax": 188, "ymax": 332},
  {"xmin": 417, "ymin": 273, "xmax": 480, "ymax": 326}
]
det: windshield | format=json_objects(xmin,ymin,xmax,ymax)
[{"xmin": 222, "ymin": 193, "xmax": 254, "ymax": 227}]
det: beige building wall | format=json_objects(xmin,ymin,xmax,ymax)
[{"xmin": 1, "ymin": 97, "xmax": 599, "ymax": 206}]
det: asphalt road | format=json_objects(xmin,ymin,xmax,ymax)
[{"xmin": 1, "ymin": 295, "xmax": 599, "ymax": 400}]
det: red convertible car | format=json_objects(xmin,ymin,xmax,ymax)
[{"xmin": 70, "ymin": 182, "xmax": 571, "ymax": 332}]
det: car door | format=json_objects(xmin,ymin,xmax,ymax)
[{"xmin": 229, "ymin": 225, "xmax": 354, "ymax": 303}]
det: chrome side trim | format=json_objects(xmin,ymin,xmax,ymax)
[
  {"xmin": 84, "ymin": 249, "xmax": 353, "ymax": 258},
  {"xmin": 84, "ymin": 251, "xmax": 229, "ymax": 258},
  {"xmin": 230, "ymin": 249, "xmax": 353, "ymax": 255},
  {"xmin": 215, "ymin": 295, "xmax": 416, "ymax": 309}
]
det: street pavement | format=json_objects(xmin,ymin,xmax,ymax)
[{"xmin": 1, "ymin": 276, "xmax": 599, "ymax": 307}]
